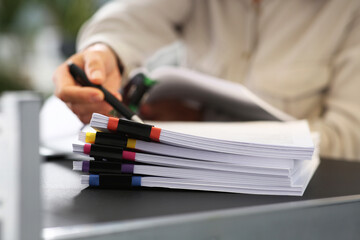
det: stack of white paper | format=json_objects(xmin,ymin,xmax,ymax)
[{"xmin": 73, "ymin": 114, "xmax": 319, "ymax": 196}]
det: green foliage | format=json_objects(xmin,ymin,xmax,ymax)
[
  {"xmin": 0, "ymin": 0, "xmax": 103, "ymax": 92},
  {"xmin": 0, "ymin": 73, "xmax": 30, "ymax": 93},
  {"xmin": 0, "ymin": 0, "xmax": 98, "ymax": 38},
  {"xmin": 48, "ymin": 0, "xmax": 97, "ymax": 39},
  {"xmin": 0, "ymin": 0, "xmax": 24, "ymax": 32}
]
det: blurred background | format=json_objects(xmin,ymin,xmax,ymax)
[{"xmin": 0, "ymin": 0, "xmax": 108, "ymax": 96}]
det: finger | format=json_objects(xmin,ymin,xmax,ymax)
[
  {"xmin": 83, "ymin": 51, "xmax": 106, "ymax": 85},
  {"xmin": 70, "ymin": 101, "xmax": 113, "ymax": 117},
  {"xmin": 53, "ymin": 61, "xmax": 80, "ymax": 93},
  {"xmin": 109, "ymin": 89, "xmax": 123, "ymax": 101},
  {"xmin": 77, "ymin": 113, "xmax": 92, "ymax": 124},
  {"xmin": 53, "ymin": 53, "xmax": 89, "ymax": 99},
  {"xmin": 58, "ymin": 85, "xmax": 104, "ymax": 104}
]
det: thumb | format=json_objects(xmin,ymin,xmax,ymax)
[{"xmin": 84, "ymin": 51, "xmax": 106, "ymax": 85}]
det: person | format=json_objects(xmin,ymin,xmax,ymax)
[{"xmin": 53, "ymin": 0, "xmax": 360, "ymax": 160}]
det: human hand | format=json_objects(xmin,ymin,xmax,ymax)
[
  {"xmin": 53, "ymin": 43, "xmax": 122, "ymax": 123},
  {"xmin": 139, "ymin": 99, "xmax": 203, "ymax": 121}
]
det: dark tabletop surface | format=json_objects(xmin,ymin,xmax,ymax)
[{"xmin": 42, "ymin": 158, "xmax": 360, "ymax": 228}]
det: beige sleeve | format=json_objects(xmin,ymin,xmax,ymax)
[
  {"xmin": 76, "ymin": 0, "xmax": 192, "ymax": 76},
  {"xmin": 309, "ymin": 10, "xmax": 360, "ymax": 161}
]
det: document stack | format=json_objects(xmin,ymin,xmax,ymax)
[{"xmin": 72, "ymin": 113, "xmax": 319, "ymax": 196}]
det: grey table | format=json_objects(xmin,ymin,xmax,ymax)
[{"xmin": 42, "ymin": 158, "xmax": 360, "ymax": 232}]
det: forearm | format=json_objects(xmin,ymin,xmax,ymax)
[
  {"xmin": 76, "ymin": 0, "xmax": 191, "ymax": 76},
  {"xmin": 309, "ymin": 104, "xmax": 360, "ymax": 161}
]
